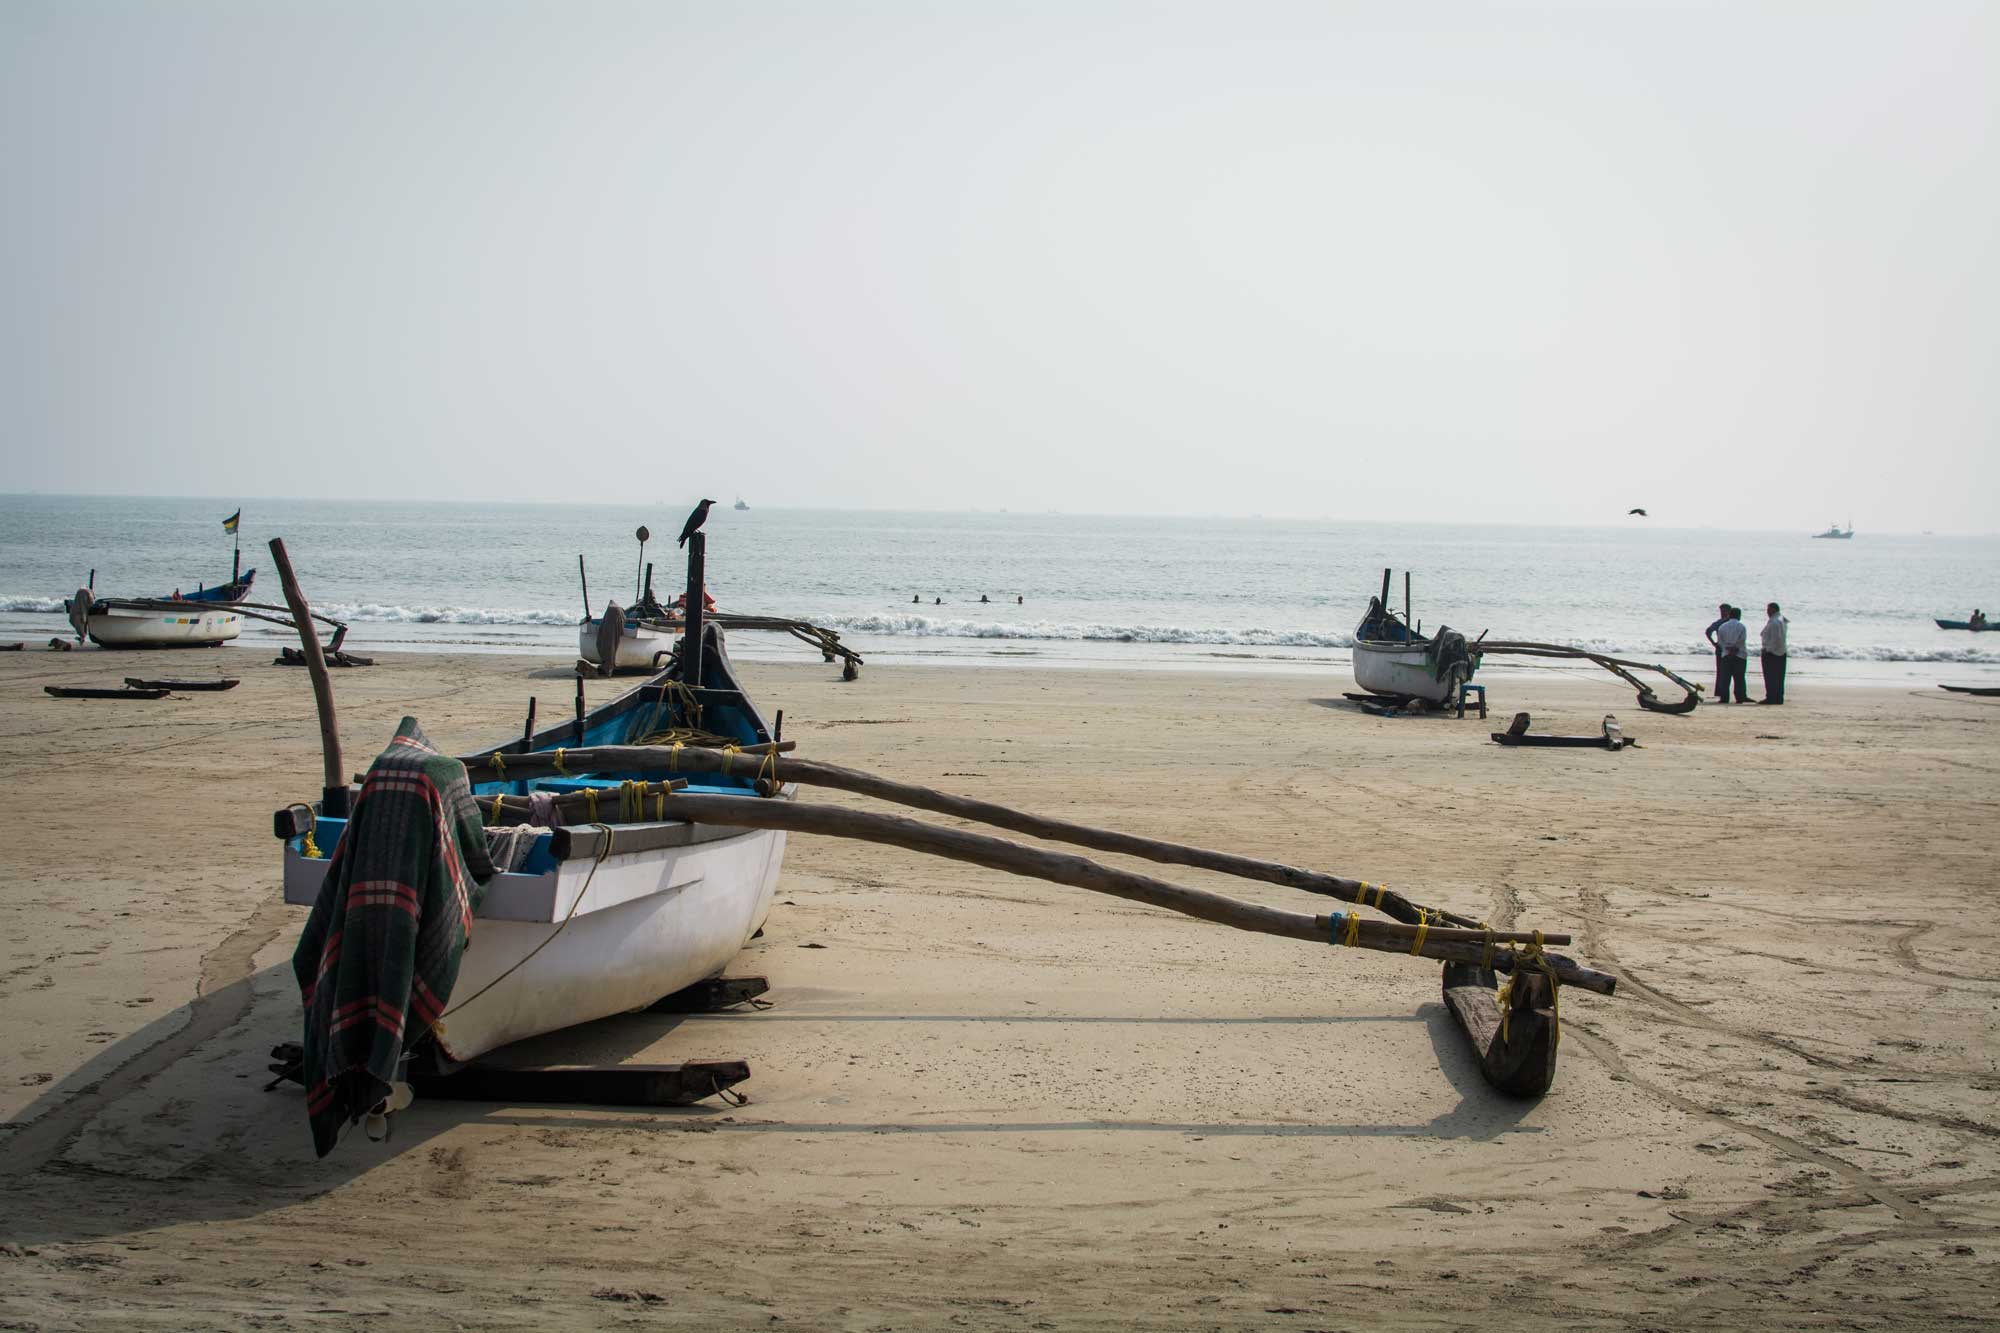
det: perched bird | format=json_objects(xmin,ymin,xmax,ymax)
[
  {"xmin": 678, "ymin": 498, "xmax": 717, "ymax": 547},
  {"xmin": 1628, "ymin": 507, "xmax": 1648, "ymax": 517}
]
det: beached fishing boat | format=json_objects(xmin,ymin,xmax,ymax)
[
  {"xmin": 281, "ymin": 621, "xmax": 788, "ymax": 1066},
  {"xmin": 1351, "ymin": 570, "xmax": 1474, "ymax": 703},
  {"xmin": 66, "ymin": 594, "xmax": 244, "ymax": 648},
  {"xmin": 578, "ymin": 611, "xmax": 677, "ymax": 671}
]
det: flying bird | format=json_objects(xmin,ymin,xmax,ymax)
[
  {"xmin": 678, "ymin": 498, "xmax": 717, "ymax": 547},
  {"xmin": 1628, "ymin": 507, "xmax": 1648, "ymax": 517}
]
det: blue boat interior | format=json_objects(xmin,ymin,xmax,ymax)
[
  {"xmin": 293, "ymin": 625, "xmax": 772, "ymax": 873},
  {"xmin": 1356, "ymin": 596, "xmax": 1425, "ymax": 646}
]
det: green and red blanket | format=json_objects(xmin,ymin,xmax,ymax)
[{"xmin": 292, "ymin": 717, "xmax": 495, "ymax": 1156}]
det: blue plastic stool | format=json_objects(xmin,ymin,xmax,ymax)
[{"xmin": 1457, "ymin": 683, "xmax": 1487, "ymax": 719}]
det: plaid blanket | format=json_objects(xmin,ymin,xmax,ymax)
[{"xmin": 292, "ymin": 717, "xmax": 495, "ymax": 1156}]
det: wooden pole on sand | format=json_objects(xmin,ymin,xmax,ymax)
[{"xmin": 268, "ymin": 538, "xmax": 348, "ymax": 818}]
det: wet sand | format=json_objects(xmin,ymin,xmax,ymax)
[{"xmin": 1, "ymin": 645, "xmax": 1996, "ymax": 1327}]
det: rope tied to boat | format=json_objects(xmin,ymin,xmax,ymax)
[
  {"xmin": 489, "ymin": 792, "xmax": 507, "ymax": 825},
  {"xmin": 489, "ymin": 752, "xmax": 505, "ymax": 777},
  {"xmin": 1409, "ymin": 908, "xmax": 1431, "ymax": 956},
  {"xmin": 757, "ymin": 746, "xmax": 780, "ymax": 794},
  {"xmin": 584, "ymin": 787, "xmax": 599, "ymax": 821},
  {"xmin": 553, "ymin": 748, "xmax": 569, "ymax": 776},
  {"xmin": 301, "ymin": 825, "xmax": 320, "ymax": 859},
  {"xmin": 1497, "ymin": 930, "xmax": 1561, "ymax": 1048},
  {"xmin": 1480, "ymin": 924, "xmax": 1496, "ymax": 969},
  {"xmin": 439, "ymin": 823, "xmax": 615, "ymax": 1023},
  {"xmin": 1326, "ymin": 911, "xmax": 1361, "ymax": 947}
]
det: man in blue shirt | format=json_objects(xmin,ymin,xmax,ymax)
[{"xmin": 1704, "ymin": 602, "xmax": 1730, "ymax": 701}]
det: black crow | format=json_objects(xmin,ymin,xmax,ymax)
[
  {"xmin": 1628, "ymin": 507, "xmax": 1648, "ymax": 517},
  {"xmin": 679, "ymin": 499, "xmax": 717, "ymax": 547}
]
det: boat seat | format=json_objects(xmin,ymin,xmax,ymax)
[{"xmin": 1456, "ymin": 683, "xmax": 1488, "ymax": 720}]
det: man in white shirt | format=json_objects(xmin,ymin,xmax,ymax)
[
  {"xmin": 1760, "ymin": 602, "xmax": 1789, "ymax": 705},
  {"xmin": 1714, "ymin": 607, "xmax": 1750, "ymax": 703}
]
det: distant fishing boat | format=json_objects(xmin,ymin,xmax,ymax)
[
  {"xmin": 59, "ymin": 507, "xmax": 258, "ymax": 647},
  {"xmin": 1351, "ymin": 570, "xmax": 1475, "ymax": 703},
  {"xmin": 733, "ymin": 497, "xmax": 749, "ymax": 511},
  {"xmin": 1812, "ymin": 519, "xmax": 1853, "ymax": 539},
  {"xmin": 1935, "ymin": 619, "xmax": 1994, "ymax": 632}
]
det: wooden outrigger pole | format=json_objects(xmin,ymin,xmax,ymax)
[
  {"xmin": 459, "ymin": 741, "xmax": 1615, "ymax": 999},
  {"xmin": 1475, "ymin": 640, "xmax": 1704, "ymax": 713}
]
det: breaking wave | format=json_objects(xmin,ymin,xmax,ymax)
[
  {"xmin": 821, "ymin": 614, "xmax": 1356, "ymax": 648},
  {"xmin": 0, "ymin": 595, "xmax": 66, "ymax": 613},
  {"xmin": 320, "ymin": 602, "xmax": 582, "ymax": 627}
]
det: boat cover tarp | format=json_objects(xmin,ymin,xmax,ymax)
[{"xmin": 291, "ymin": 717, "xmax": 495, "ymax": 1156}]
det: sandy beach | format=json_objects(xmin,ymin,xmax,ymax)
[{"xmin": 1, "ymin": 645, "xmax": 1996, "ymax": 1328}]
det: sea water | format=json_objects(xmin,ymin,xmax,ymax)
[{"xmin": 1, "ymin": 495, "xmax": 1994, "ymax": 687}]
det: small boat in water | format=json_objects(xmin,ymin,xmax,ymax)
[
  {"xmin": 1936, "ymin": 618, "xmax": 1994, "ymax": 632},
  {"xmin": 1351, "ymin": 570, "xmax": 1475, "ymax": 703},
  {"xmin": 733, "ymin": 497, "xmax": 749, "ymax": 511},
  {"xmin": 1812, "ymin": 520, "xmax": 1854, "ymax": 539}
]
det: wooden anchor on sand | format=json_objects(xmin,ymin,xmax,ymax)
[{"xmin": 1491, "ymin": 712, "xmax": 1635, "ymax": 750}]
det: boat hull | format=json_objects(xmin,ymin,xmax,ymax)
[
  {"xmin": 1936, "ymin": 620, "xmax": 1994, "ymax": 632},
  {"xmin": 81, "ymin": 604, "xmax": 241, "ymax": 649},
  {"xmin": 284, "ymin": 819, "xmax": 786, "ymax": 1063},
  {"xmin": 1353, "ymin": 641, "xmax": 1454, "ymax": 701},
  {"xmin": 579, "ymin": 618, "xmax": 678, "ymax": 672}
]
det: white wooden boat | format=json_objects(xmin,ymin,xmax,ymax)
[
  {"xmin": 279, "ymin": 623, "xmax": 786, "ymax": 1065},
  {"xmin": 1351, "ymin": 570, "xmax": 1475, "ymax": 704},
  {"xmin": 577, "ymin": 614, "xmax": 677, "ymax": 673},
  {"xmin": 72, "ymin": 598, "xmax": 243, "ymax": 648}
]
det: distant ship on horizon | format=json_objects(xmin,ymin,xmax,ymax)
[
  {"xmin": 1812, "ymin": 518, "xmax": 1854, "ymax": 539},
  {"xmin": 734, "ymin": 496, "xmax": 749, "ymax": 511}
]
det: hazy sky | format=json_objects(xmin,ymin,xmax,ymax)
[{"xmin": 4, "ymin": 2, "xmax": 1995, "ymax": 530}]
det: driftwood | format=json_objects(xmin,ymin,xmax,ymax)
[
  {"xmin": 1491, "ymin": 713, "xmax": 1634, "ymax": 750},
  {"xmin": 630, "ymin": 788, "xmax": 1614, "ymax": 994},
  {"xmin": 125, "ymin": 677, "xmax": 239, "ymax": 691},
  {"xmin": 275, "ymin": 645, "xmax": 374, "ymax": 668},
  {"xmin": 269, "ymin": 540, "xmax": 349, "ymax": 818},
  {"xmin": 44, "ymin": 685, "xmax": 170, "ymax": 700},
  {"xmin": 457, "ymin": 742, "xmax": 1483, "ymax": 929},
  {"xmin": 1442, "ymin": 960, "xmax": 1558, "ymax": 1096}
]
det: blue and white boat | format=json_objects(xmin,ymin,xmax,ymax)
[{"xmin": 280, "ymin": 621, "xmax": 790, "ymax": 1065}]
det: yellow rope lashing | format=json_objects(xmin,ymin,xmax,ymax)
[
  {"xmin": 1341, "ymin": 911, "xmax": 1360, "ymax": 947},
  {"xmin": 489, "ymin": 752, "xmax": 505, "ymax": 777},
  {"xmin": 301, "ymin": 826, "xmax": 320, "ymax": 859},
  {"xmin": 757, "ymin": 747, "xmax": 780, "ymax": 791},
  {"xmin": 584, "ymin": 786, "xmax": 598, "ymax": 821},
  {"xmin": 553, "ymin": 748, "xmax": 569, "ymax": 776},
  {"xmin": 1410, "ymin": 908, "xmax": 1430, "ymax": 956},
  {"xmin": 490, "ymin": 793, "xmax": 507, "ymax": 824}
]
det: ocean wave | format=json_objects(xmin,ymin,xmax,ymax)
[
  {"xmin": 320, "ymin": 602, "xmax": 581, "ymax": 627},
  {"xmin": 0, "ymin": 595, "xmax": 65, "ymax": 613},
  {"xmin": 821, "ymin": 614, "xmax": 1356, "ymax": 648}
]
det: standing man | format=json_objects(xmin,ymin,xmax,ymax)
[
  {"xmin": 1705, "ymin": 602, "xmax": 1731, "ymax": 701},
  {"xmin": 1760, "ymin": 602, "xmax": 1789, "ymax": 704},
  {"xmin": 1715, "ymin": 606, "xmax": 1751, "ymax": 703}
]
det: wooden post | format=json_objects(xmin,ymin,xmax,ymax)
[
  {"xmin": 635, "ymin": 525, "xmax": 650, "ymax": 603},
  {"xmin": 1379, "ymin": 568, "xmax": 1390, "ymax": 615},
  {"xmin": 521, "ymin": 697, "xmax": 537, "ymax": 751},
  {"xmin": 1404, "ymin": 571, "xmax": 1412, "ymax": 636},
  {"xmin": 267, "ymin": 538, "xmax": 348, "ymax": 818},
  {"xmin": 578, "ymin": 554, "xmax": 591, "ymax": 620},
  {"xmin": 681, "ymin": 532, "xmax": 707, "ymax": 685},
  {"xmin": 573, "ymin": 674, "xmax": 586, "ymax": 745}
]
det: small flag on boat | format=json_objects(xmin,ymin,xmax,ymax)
[{"xmin": 222, "ymin": 509, "xmax": 240, "ymax": 534}]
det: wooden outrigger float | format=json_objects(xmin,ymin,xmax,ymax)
[{"xmin": 270, "ymin": 530, "xmax": 1612, "ymax": 1152}]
